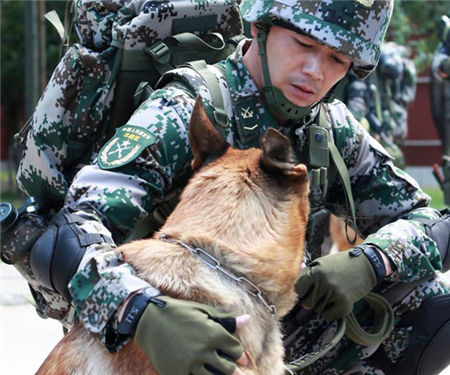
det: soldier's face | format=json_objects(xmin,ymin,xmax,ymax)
[{"xmin": 265, "ymin": 26, "xmax": 352, "ymax": 107}]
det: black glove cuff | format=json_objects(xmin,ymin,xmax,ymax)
[
  {"xmin": 116, "ymin": 286, "xmax": 162, "ymax": 337},
  {"xmin": 351, "ymin": 245, "xmax": 387, "ymax": 285}
]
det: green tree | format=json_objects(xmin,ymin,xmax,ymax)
[
  {"xmin": 1, "ymin": 0, "xmax": 66, "ymax": 134},
  {"xmin": 387, "ymin": 0, "xmax": 449, "ymax": 73}
]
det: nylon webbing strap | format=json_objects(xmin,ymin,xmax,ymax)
[
  {"xmin": 319, "ymin": 110, "xmax": 358, "ymax": 239},
  {"xmin": 345, "ymin": 293, "xmax": 394, "ymax": 347},
  {"xmin": 286, "ymin": 293, "xmax": 394, "ymax": 374},
  {"xmin": 185, "ymin": 60, "xmax": 229, "ymax": 129},
  {"xmin": 286, "ymin": 318, "xmax": 346, "ymax": 373},
  {"xmin": 45, "ymin": 10, "xmax": 65, "ymax": 41}
]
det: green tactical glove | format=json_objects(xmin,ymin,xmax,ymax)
[
  {"xmin": 296, "ymin": 246, "xmax": 386, "ymax": 322},
  {"xmin": 134, "ymin": 295, "xmax": 243, "ymax": 375}
]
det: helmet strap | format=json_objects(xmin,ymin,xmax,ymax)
[
  {"xmin": 255, "ymin": 24, "xmax": 348, "ymax": 120},
  {"xmin": 256, "ymin": 26, "xmax": 316, "ymax": 120}
]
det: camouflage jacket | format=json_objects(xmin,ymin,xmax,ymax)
[
  {"xmin": 344, "ymin": 42, "xmax": 416, "ymax": 144},
  {"xmin": 62, "ymin": 40, "xmax": 442, "ymax": 351},
  {"xmin": 430, "ymin": 43, "xmax": 450, "ymax": 156}
]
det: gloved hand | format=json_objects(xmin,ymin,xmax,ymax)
[
  {"xmin": 134, "ymin": 295, "xmax": 244, "ymax": 375},
  {"xmin": 296, "ymin": 247, "xmax": 384, "ymax": 322}
]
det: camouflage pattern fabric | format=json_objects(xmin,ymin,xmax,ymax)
[
  {"xmin": 75, "ymin": 0, "xmax": 242, "ymax": 52},
  {"xmin": 430, "ymin": 42, "xmax": 450, "ymax": 206},
  {"xmin": 61, "ymin": 41, "xmax": 449, "ymax": 372},
  {"xmin": 284, "ymin": 274, "xmax": 450, "ymax": 374},
  {"xmin": 376, "ymin": 42, "xmax": 416, "ymax": 145},
  {"xmin": 14, "ymin": 0, "xmax": 243, "ymax": 319},
  {"xmin": 430, "ymin": 43, "xmax": 450, "ymax": 157},
  {"xmin": 240, "ymin": 0, "xmax": 393, "ymax": 79},
  {"xmin": 343, "ymin": 42, "xmax": 417, "ymax": 169},
  {"xmin": 16, "ymin": 44, "xmax": 118, "ymax": 211},
  {"xmin": 16, "ymin": 0, "xmax": 242, "ymax": 212}
]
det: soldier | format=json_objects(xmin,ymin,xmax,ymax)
[
  {"xmin": 12, "ymin": 1, "xmax": 450, "ymax": 374},
  {"xmin": 343, "ymin": 41, "xmax": 417, "ymax": 169},
  {"xmin": 430, "ymin": 15, "xmax": 450, "ymax": 206}
]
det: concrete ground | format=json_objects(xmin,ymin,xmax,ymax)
[{"xmin": 1, "ymin": 263, "xmax": 450, "ymax": 374}]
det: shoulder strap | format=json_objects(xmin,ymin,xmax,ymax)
[
  {"xmin": 184, "ymin": 60, "xmax": 229, "ymax": 131},
  {"xmin": 319, "ymin": 110, "xmax": 359, "ymax": 242}
]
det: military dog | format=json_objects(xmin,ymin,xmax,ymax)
[{"xmin": 37, "ymin": 97, "xmax": 310, "ymax": 375}]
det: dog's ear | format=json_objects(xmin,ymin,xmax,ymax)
[
  {"xmin": 261, "ymin": 128, "xmax": 307, "ymax": 177},
  {"xmin": 189, "ymin": 96, "xmax": 229, "ymax": 170}
]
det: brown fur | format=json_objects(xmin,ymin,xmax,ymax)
[
  {"xmin": 37, "ymin": 97, "xmax": 310, "ymax": 375},
  {"xmin": 329, "ymin": 214, "xmax": 363, "ymax": 252}
]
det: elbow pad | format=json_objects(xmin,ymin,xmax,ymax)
[{"xmin": 30, "ymin": 206, "xmax": 114, "ymax": 301}]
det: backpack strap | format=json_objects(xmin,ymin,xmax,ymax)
[
  {"xmin": 184, "ymin": 60, "xmax": 229, "ymax": 131},
  {"xmin": 319, "ymin": 109, "xmax": 359, "ymax": 243}
]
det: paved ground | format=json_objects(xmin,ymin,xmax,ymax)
[{"xmin": 1, "ymin": 263, "xmax": 450, "ymax": 374}]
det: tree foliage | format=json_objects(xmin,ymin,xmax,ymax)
[
  {"xmin": 387, "ymin": 0, "xmax": 449, "ymax": 74},
  {"xmin": 1, "ymin": 0, "xmax": 66, "ymax": 131}
]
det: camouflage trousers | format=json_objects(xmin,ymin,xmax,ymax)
[{"xmin": 283, "ymin": 272, "xmax": 450, "ymax": 375}]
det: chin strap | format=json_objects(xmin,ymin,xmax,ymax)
[
  {"xmin": 255, "ymin": 24, "xmax": 346, "ymax": 122},
  {"xmin": 256, "ymin": 26, "xmax": 317, "ymax": 120}
]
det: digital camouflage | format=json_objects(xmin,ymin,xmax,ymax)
[
  {"xmin": 240, "ymin": 0, "xmax": 393, "ymax": 78},
  {"xmin": 63, "ymin": 41, "xmax": 449, "ymax": 370},
  {"xmin": 16, "ymin": 0, "xmax": 242, "ymax": 211},
  {"xmin": 430, "ymin": 42, "xmax": 450, "ymax": 205},
  {"xmin": 76, "ymin": 0, "xmax": 242, "ymax": 51},
  {"xmin": 343, "ymin": 41, "xmax": 417, "ymax": 169},
  {"xmin": 16, "ymin": 44, "xmax": 117, "ymax": 210},
  {"xmin": 13, "ymin": 1, "xmax": 450, "ymax": 371}
]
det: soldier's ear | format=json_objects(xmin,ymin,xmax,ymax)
[
  {"xmin": 261, "ymin": 128, "xmax": 307, "ymax": 177},
  {"xmin": 189, "ymin": 96, "xmax": 229, "ymax": 170}
]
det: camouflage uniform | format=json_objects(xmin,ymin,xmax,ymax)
[
  {"xmin": 343, "ymin": 42, "xmax": 417, "ymax": 169},
  {"xmin": 430, "ymin": 42, "xmax": 450, "ymax": 205},
  {"xmin": 64, "ymin": 39, "xmax": 449, "ymax": 372},
  {"xmin": 14, "ymin": 0, "xmax": 449, "ymax": 373}
]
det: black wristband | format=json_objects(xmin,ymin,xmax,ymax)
[
  {"xmin": 362, "ymin": 246, "xmax": 387, "ymax": 284},
  {"xmin": 117, "ymin": 286, "xmax": 162, "ymax": 336},
  {"xmin": 350, "ymin": 245, "xmax": 387, "ymax": 285}
]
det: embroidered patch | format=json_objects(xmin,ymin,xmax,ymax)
[
  {"xmin": 98, "ymin": 125, "xmax": 156, "ymax": 169},
  {"xmin": 235, "ymin": 99, "xmax": 263, "ymax": 143}
]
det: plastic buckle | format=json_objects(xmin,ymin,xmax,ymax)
[
  {"xmin": 145, "ymin": 42, "xmax": 171, "ymax": 65},
  {"xmin": 213, "ymin": 109, "xmax": 229, "ymax": 128}
]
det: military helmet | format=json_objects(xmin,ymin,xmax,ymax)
[{"xmin": 240, "ymin": 0, "xmax": 394, "ymax": 79}]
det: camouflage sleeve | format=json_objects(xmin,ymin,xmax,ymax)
[
  {"xmin": 16, "ymin": 50, "xmax": 77, "ymax": 207},
  {"xmin": 65, "ymin": 86, "xmax": 196, "ymax": 350},
  {"xmin": 325, "ymin": 102, "xmax": 442, "ymax": 282},
  {"xmin": 400, "ymin": 58, "xmax": 417, "ymax": 106},
  {"xmin": 66, "ymin": 86, "xmax": 195, "ymax": 238},
  {"xmin": 344, "ymin": 77, "xmax": 368, "ymax": 122},
  {"xmin": 68, "ymin": 244, "xmax": 150, "ymax": 351}
]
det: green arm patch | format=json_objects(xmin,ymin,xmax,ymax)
[{"xmin": 98, "ymin": 125, "xmax": 156, "ymax": 169}]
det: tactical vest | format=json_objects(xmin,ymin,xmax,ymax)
[{"xmin": 127, "ymin": 63, "xmax": 358, "ymax": 261}]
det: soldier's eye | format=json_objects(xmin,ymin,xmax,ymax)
[
  {"xmin": 295, "ymin": 38, "xmax": 312, "ymax": 48},
  {"xmin": 332, "ymin": 54, "xmax": 350, "ymax": 67},
  {"xmin": 332, "ymin": 55, "xmax": 346, "ymax": 65}
]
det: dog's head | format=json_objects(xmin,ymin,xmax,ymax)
[{"xmin": 166, "ymin": 96, "xmax": 309, "ymax": 295}]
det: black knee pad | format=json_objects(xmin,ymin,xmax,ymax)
[{"xmin": 394, "ymin": 293, "xmax": 450, "ymax": 375}]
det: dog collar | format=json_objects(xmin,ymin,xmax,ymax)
[{"xmin": 159, "ymin": 233, "xmax": 277, "ymax": 317}]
